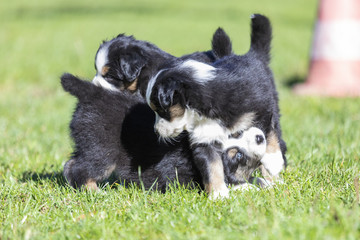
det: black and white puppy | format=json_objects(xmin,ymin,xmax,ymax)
[
  {"xmin": 222, "ymin": 127, "xmax": 269, "ymax": 190},
  {"xmin": 61, "ymin": 74, "xmax": 267, "ymax": 192},
  {"xmin": 92, "ymin": 28, "xmax": 232, "ymax": 96},
  {"xmin": 146, "ymin": 14, "xmax": 287, "ymax": 198}
]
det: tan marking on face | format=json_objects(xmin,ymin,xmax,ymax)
[
  {"xmin": 266, "ymin": 130, "xmax": 280, "ymax": 153},
  {"xmin": 169, "ymin": 104, "xmax": 185, "ymax": 121},
  {"xmin": 124, "ymin": 78, "xmax": 138, "ymax": 92},
  {"xmin": 230, "ymin": 131, "xmax": 242, "ymax": 138},
  {"xmin": 234, "ymin": 166, "xmax": 251, "ymax": 182},
  {"xmin": 84, "ymin": 179, "xmax": 98, "ymax": 191},
  {"xmin": 227, "ymin": 148, "xmax": 238, "ymax": 159},
  {"xmin": 101, "ymin": 66, "xmax": 110, "ymax": 76},
  {"xmin": 149, "ymin": 102, "xmax": 156, "ymax": 111},
  {"xmin": 234, "ymin": 159, "xmax": 261, "ymax": 182},
  {"xmin": 205, "ymin": 155, "xmax": 226, "ymax": 193}
]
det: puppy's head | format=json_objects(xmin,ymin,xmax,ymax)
[
  {"xmin": 92, "ymin": 34, "xmax": 149, "ymax": 92},
  {"xmin": 146, "ymin": 60, "xmax": 216, "ymax": 138},
  {"xmin": 92, "ymin": 28, "xmax": 233, "ymax": 94},
  {"xmin": 145, "ymin": 67, "xmax": 189, "ymax": 138},
  {"xmin": 222, "ymin": 127, "xmax": 266, "ymax": 182}
]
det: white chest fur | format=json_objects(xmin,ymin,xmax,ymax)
[{"xmin": 189, "ymin": 111, "xmax": 256, "ymax": 145}]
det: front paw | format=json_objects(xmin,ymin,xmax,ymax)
[
  {"xmin": 259, "ymin": 165, "xmax": 284, "ymax": 187},
  {"xmin": 232, "ymin": 183, "xmax": 258, "ymax": 191},
  {"xmin": 209, "ymin": 187, "xmax": 230, "ymax": 200},
  {"xmin": 260, "ymin": 151, "xmax": 285, "ymax": 177}
]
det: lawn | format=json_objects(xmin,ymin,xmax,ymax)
[{"xmin": 1, "ymin": 0, "xmax": 360, "ymax": 239}]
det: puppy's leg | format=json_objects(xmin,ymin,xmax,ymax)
[
  {"xmin": 260, "ymin": 130, "xmax": 285, "ymax": 185},
  {"xmin": 63, "ymin": 159, "xmax": 99, "ymax": 191},
  {"xmin": 64, "ymin": 159, "xmax": 116, "ymax": 191},
  {"xmin": 191, "ymin": 143, "xmax": 229, "ymax": 200}
]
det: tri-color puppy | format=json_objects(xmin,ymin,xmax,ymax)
[
  {"xmin": 92, "ymin": 28, "xmax": 232, "ymax": 96},
  {"xmin": 61, "ymin": 74, "xmax": 267, "ymax": 192},
  {"xmin": 222, "ymin": 127, "xmax": 268, "ymax": 189},
  {"xmin": 146, "ymin": 14, "xmax": 287, "ymax": 198}
]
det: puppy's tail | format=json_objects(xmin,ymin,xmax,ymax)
[
  {"xmin": 61, "ymin": 73, "xmax": 99, "ymax": 101},
  {"xmin": 249, "ymin": 14, "xmax": 272, "ymax": 63},
  {"xmin": 211, "ymin": 28, "xmax": 233, "ymax": 58}
]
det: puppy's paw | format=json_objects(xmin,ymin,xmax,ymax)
[
  {"xmin": 232, "ymin": 183, "xmax": 258, "ymax": 191},
  {"xmin": 260, "ymin": 151, "xmax": 285, "ymax": 177},
  {"xmin": 82, "ymin": 179, "xmax": 99, "ymax": 192},
  {"xmin": 259, "ymin": 165, "xmax": 285, "ymax": 187},
  {"xmin": 254, "ymin": 175, "xmax": 284, "ymax": 189},
  {"xmin": 209, "ymin": 187, "xmax": 230, "ymax": 200}
]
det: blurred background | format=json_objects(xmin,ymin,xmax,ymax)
[{"xmin": 0, "ymin": 0, "xmax": 317, "ymax": 88}]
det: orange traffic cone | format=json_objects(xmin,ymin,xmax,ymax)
[{"xmin": 294, "ymin": 0, "xmax": 360, "ymax": 97}]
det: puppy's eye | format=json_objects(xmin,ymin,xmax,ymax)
[
  {"xmin": 230, "ymin": 130, "xmax": 243, "ymax": 138},
  {"xmin": 256, "ymin": 135, "xmax": 264, "ymax": 144},
  {"xmin": 235, "ymin": 152, "xmax": 243, "ymax": 161}
]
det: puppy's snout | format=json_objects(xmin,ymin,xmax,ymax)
[{"xmin": 256, "ymin": 135, "xmax": 265, "ymax": 145}]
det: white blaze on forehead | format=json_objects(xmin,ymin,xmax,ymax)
[
  {"xmin": 180, "ymin": 60, "xmax": 216, "ymax": 83},
  {"xmin": 95, "ymin": 43, "xmax": 110, "ymax": 72},
  {"xmin": 223, "ymin": 127, "xmax": 266, "ymax": 159},
  {"xmin": 146, "ymin": 69, "xmax": 167, "ymax": 106},
  {"xmin": 92, "ymin": 42, "xmax": 120, "ymax": 91},
  {"xmin": 92, "ymin": 75, "xmax": 119, "ymax": 91}
]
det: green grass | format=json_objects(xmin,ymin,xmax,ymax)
[{"xmin": 1, "ymin": 0, "xmax": 360, "ymax": 239}]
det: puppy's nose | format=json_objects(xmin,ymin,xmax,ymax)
[{"xmin": 256, "ymin": 135, "xmax": 264, "ymax": 144}]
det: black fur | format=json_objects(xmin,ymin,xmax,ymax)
[
  {"xmin": 148, "ymin": 14, "xmax": 287, "ymax": 192},
  {"xmin": 181, "ymin": 27, "xmax": 233, "ymax": 62},
  {"xmin": 62, "ymin": 73, "xmax": 201, "ymax": 191},
  {"xmin": 62, "ymin": 74, "xmax": 265, "ymax": 191},
  {"xmin": 94, "ymin": 28, "xmax": 232, "ymax": 96}
]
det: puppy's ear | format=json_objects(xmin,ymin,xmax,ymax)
[
  {"xmin": 269, "ymin": 113, "xmax": 276, "ymax": 130},
  {"xmin": 120, "ymin": 47, "xmax": 147, "ymax": 82},
  {"xmin": 157, "ymin": 80, "xmax": 182, "ymax": 110}
]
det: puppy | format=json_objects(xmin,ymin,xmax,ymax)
[
  {"xmin": 146, "ymin": 14, "xmax": 287, "ymax": 198},
  {"xmin": 222, "ymin": 127, "xmax": 268, "ymax": 190},
  {"xmin": 61, "ymin": 74, "xmax": 267, "ymax": 193},
  {"xmin": 92, "ymin": 28, "xmax": 232, "ymax": 96}
]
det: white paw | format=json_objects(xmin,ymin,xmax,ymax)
[
  {"xmin": 232, "ymin": 183, "xmax": 258, "ymax": 191},
  {"xmin": 259, "ymin": 176, "xmax": 284, "ymax": 188},
  {"xmin": 261, "ymin": 151, "xmax": 284, "ymax": 177},
  {"xmin": 209, "ymin": 187, "xmax": 230, "ymax": 200}
]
